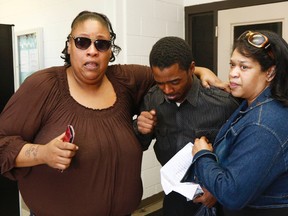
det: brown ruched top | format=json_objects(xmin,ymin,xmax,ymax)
[{"xmin": 0, "ymin": 65, "xmax": 154, "ymax": 216}]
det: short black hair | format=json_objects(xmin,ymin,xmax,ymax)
[{"xmin": 149, "ymin": 36, "xmax": 194, "ymax": 71}]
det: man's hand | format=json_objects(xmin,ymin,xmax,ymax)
[{"xmin": 137, "ymin": 109, "xmax": 157, "ymax": 134}]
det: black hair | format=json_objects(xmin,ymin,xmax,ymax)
[
  {"xmin": 149, "ymin": 36, "xmax": 194, "ymax": 71},
  {"xmin": 61, "ymin": 10, "xmax": 121, "ymax": 65},
  {"xmin": 234, "ymin": 30, "xmax": 288, "ymax": 106}
]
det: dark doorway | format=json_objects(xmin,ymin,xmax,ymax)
[
  {"xmin": 185, "ymin": 0, "xmax": 287, "ymax": 75},
  {"xmin": 190, "ymin": 12, "xmax": 214, "ymax": 72},
  {"xmin": 234, "ymin": 22, "xmax": 282, "ymax": 40},
  {"xmin": 0, "ymin": 23, "xmax": 20, "ymax": 216},
  {"xmin": 0, "ymin": 24, "xmax": 15, "ymax": 111}
]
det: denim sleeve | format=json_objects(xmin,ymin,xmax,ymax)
[
  {"xmin": 181, "ymin": 150, "xmax": 217, "ymax": 183},
  {"xmin": 194, "ymin": 125, "xmax": 285, "ymax": 210}
]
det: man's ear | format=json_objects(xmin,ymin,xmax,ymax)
[{"xmin": 189, "ymin": 61, "xmax": 195, "ymax": 76}]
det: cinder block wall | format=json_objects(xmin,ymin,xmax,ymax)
[{"xmin": 0, "ymin": 0, "xmax": 217, "ymax": 202}]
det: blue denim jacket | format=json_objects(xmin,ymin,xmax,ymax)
[{"xmin": 191, "ymin": 87, "xmax": 288, "ymax": 210}]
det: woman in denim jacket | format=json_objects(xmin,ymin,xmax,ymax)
[{"xmin": 191, "ymin": 30, "xmax": 288, "ymax": 216}]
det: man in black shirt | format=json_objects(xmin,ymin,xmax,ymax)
[{"xmin": 134, "ymin": 36, "xmax": 239, "ymax": 216}]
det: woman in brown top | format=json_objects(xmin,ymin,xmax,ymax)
[{"xmin": 0, "ymin": 11, "xmax": 227, "ymax": 216}]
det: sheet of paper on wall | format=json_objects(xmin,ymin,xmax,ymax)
[{"xmin": 160, "ymin": 142, "xmax": 203, "ymax": 200}]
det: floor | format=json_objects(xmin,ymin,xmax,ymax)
[
  {"xmin": 22, "ymin": 209, "xmax": 29, "ymax": 216},
  {"xmin": 20, "ymin": 200, "xmax": 29, "ymax": 216},
  {"xmin": 132, "ymin": 199, "xmax": 163, "ymax": 216}
]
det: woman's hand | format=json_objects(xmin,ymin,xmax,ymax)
[
  {"xmin": 193, "ymin": 136, "xmax": 213, "ymax": 156},
  {"xmin": 40, "ymin": 133, "xmax": 79, "ymax": 170},
  {"xmin": 193, "ymin": 188, "xmax": 217, "ymax": 208},
  {"xmin": 195, "ymin": 66, "xmax": 231, "ymax": 93},
  {"xmin": 15, "ymin": 133, "xmax": 79, "ymax": 171}
]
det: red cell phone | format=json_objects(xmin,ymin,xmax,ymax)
[{"xmin": 63, "ymin": 125, "xmax": 75, "ymax": 143}]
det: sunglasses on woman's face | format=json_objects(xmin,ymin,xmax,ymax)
[
  {"xmin": 70, "ymin": 35, "xmax": 112, "ymax": 52},
  {"xmin": 239, "ymin": 31, "xmax": 270, "ymax": 49}
]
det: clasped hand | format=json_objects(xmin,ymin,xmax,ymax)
[
  {"xmin": 41, "ymin": 133, "xmax": 79, "ymax": 171},
  {"xmin": 193, "ymin": 188, "xmax": 217, "ymax": 208},
  {"xmin": 192, "ymin": 136, "xmax": 213, "ymax": 156},
  {"xmin": 137, "ymin": 109, "xmax": 157, "ymax": 134}
]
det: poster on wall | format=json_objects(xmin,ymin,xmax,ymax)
[{"xmin": 16, "ymin": 28, "xmax": 43, "ymax": 88}]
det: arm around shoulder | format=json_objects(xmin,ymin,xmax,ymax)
[{"xmin": 195, "ymin": 66, "xmax": 230, "ymax": 93}]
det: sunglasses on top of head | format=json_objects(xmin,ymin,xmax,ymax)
[
  {"xmin": 69, "ymin": 35, "xmax": 112, "ymax": 52},
  {"xmin": 239, "ymin": 31, "xmax": 270, "ymax": 49}
]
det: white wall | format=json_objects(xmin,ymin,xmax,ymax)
[
  {"xmin": 0, "ymin": 0, "xmax": 222, "ymax": 202},
  {"xmin": 0, "ymin": 0, "xmax": 121, "ymax": 67},
  {"xmin": 184, "ymin": 0, "xmax": 224, "ymax": 6},
  {"xmin": 124, "ymin": 0, "xmax": 185, "ymax": 198}
]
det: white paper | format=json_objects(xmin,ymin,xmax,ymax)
[{"xmin": 160, "ymin": 142, "xmax": 202, "ymax": 200}]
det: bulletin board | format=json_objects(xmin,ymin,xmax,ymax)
[{"xmin": 16, "ymin": 28, "xmax": 44, "ymax": 87}]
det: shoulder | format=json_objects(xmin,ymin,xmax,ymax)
[
  {"xmin": 143, "ymin": 85, "xmax": 165, "ymax": 106},
  {"xmin": 202, "ymin": 85, "xmax": 232, "ymax": 99},
  {"xmin": 145, "ymin": 85, "xmax": 162, "ymax": 99},
  {"xmin": 261, "ymin": 99, "xmax": 288, "ymax": 122},
  {"xmin": 24, "ymin": 66, "xmax": 65, "ymax": 86},
  {"xmin": 18, "ymin": 66, "xmax": 66, "ymax": 95},
  {"xmin": 146, "ymin": 85, "xmax": 160, "ymax": 94},
  {"xmin": 198, "ymin": 80, "xmax": 239, "ymax": 107},
  {"xmin": 239, "ymin": 102, "xmax": 288, "ymax": 149},
  {"xmin": 107, "ymin": 64, "xmax": 152, "ymax": 80},
  {"xmin": 106, "ymin": 64, "xmax": 155, "ymax": 102},
  {"xmin": 242, "ymin": 100, "xmax": 288, "ymax": 135},
  {"xmin": 3, "ymin": 66, "xmax": 67, "ymax": 115}
]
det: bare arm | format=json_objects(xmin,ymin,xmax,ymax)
[
  {"xmin": 15, "ymin": 133, "xmax": 78, "ymax": 171},
  {"xmin": 194, "ymin": 66, "xmax": 230, "ymax": 93}
]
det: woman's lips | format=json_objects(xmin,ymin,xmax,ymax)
[
  {"xmin": 84, "ymin": 62, "xmax": 98, "ymax": 70},
  {"xmin": 229, "ymin": 82, "xmax": 239, "ymax": 89}
]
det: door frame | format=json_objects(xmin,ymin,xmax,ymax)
[{"xmin": 185, "ymin": 0, "xmax": 288, "ymax": 74}]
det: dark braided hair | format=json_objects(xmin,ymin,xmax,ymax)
[{"xmin": 61, "ymin": 10, "xmax": 121, "ymax": 65}]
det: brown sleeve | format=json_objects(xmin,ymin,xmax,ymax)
[
  {"xmin": 107, "ymin": 64, "xmax": 155, "ymax": 115},
  {"xmin": 131, "ymin": 65, "xmax": 155, "ymax": 108},
  {"xmin": 0, "ymin": 69, "xmax": 59, "ymax": 179}
]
